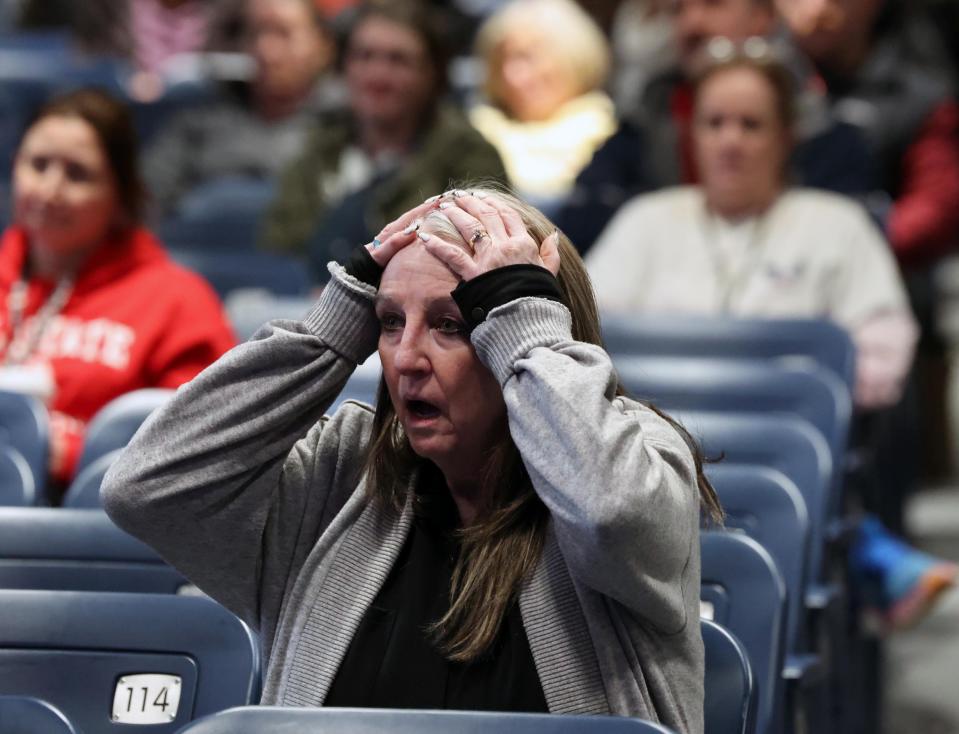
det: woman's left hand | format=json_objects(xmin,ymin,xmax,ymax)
[{"xmin": 422, "ymin": 192, "xmax": 561, "ymax": 281}]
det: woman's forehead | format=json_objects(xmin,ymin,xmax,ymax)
[{"xmin": 379, "ymin": 242, "xmax": 460, "ymax": 294}]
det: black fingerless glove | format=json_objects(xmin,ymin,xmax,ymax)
[
  {"xmin": 452, "ymin": 265, "xmax": 564, "ymax": 332},
  {"xmin": 344, "ymin": 246, "xmax": 384, "ymax": 288}
]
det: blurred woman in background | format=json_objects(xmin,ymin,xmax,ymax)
[
  {"xmin": 470, "ymin": 0, "xmax": 616, "ymax": 214},
  {"xmin": 0, "ymin": 88, "xmax": 235, "ymax": 497},
  {"xmin": 260, "ymin": 0, "xmax": 507, "ymax": 282},
  {"xmin": 143, "ymin": 0, "xmax": 340, "ymax": 220},
  {"xmin": 586, "ymin": 43, "xmax": 956, "ymax": 629}
]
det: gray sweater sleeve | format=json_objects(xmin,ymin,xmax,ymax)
[
  {"xmin": 101, "ymin": 264, "xmax": 380, "ymax": 634},
  {"xmin": 472, "ymin": 298, "xmax": 700, "ymax": 635}
]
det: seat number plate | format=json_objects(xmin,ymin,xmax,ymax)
[{"xmin": 111, "ymin": 674, "xmax": 182, "ymax": 724}]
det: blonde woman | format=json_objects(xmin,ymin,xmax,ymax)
[
  {"xmin": 104, "ymin": 186, "xmax": 720, "ymax": 732},
  {"xmin": 470, "ymin": 0, "xmax": 616, "ymax": 212}
]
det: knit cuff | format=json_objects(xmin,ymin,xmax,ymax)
[
  {"xmin": 471, "ymin": 298, "xmax": 573, "ymax": 386},
  {"xmin": 303, "ymin": 262, "xmax": 380, "ymax": 364}
]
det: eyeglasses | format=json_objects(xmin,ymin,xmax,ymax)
[{"xmin": 703, "ymin": 35, "xmax": 774, "ymax": 63}]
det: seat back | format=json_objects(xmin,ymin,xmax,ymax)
[
  {"xmin": 701, "ymin": 532, "xmax": 787, "ymax": 734},
  {"xmin": 601, "ymin": 314, "xmax": 856, "ymax": 393},
  {"xmin": 615, "ymin": 356, "xmax": 851, "ymax": 471},
  {"xmin": 75, "ymin": 389, "xmax": 173, "ymax": 475},
  {"xmin": 224, "ymin": 291, "xmax": 315, "ymax": 341},
  {"xmin": 701, "ymin": 619, "xmax": 756, "ymax": 734},
  {"xmin": 0, "ymin": 445, "xmax": 35, "ymax": 506},
  {"xmin": 170, "ymin": 249, "xmax": 313, "ymax": 299},
  {"xmin": 706, "ymin": 464, "xmax": 810, "ymax": 653},
  {"xmin": 0, "ymin": 507, "xmax": 186, "ymax": 593},
  {"xmin": 62, "ymin": 450, "xmax": 125, "ymax": 509},
  {"xmin": 0, "ymin": 695, "xmax": 77, "ymax": 734},
  {"xmin": 678, "ymin": 410, "xmax": 832, "ymax": 586},
  {"xmin": 176, "ymin": 707, "xmax": 679, "ymax": 733},
  {"xmin": 0, "ymin": 390, "xmax": 48, "ymax": 503},
  {"xmin": 0, "ymin": 590, "xmax": 259, "ymax": 734}
]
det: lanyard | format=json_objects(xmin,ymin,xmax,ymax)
[
  {"xmin": 699, "ymin": 204, "xmax": 773, "ymax": 313},
  {"xmin": 3, "ymin": 275, "xmax": 74, "ymax": 366}
]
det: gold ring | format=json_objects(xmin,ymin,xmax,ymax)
[{"xmin": 469, "ymin": 229, "xmax": 489, "ymax": 248}]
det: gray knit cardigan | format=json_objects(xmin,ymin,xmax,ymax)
[{"xmin": 102, "ymin": 265, "xmax": 705, "ymax": 734}]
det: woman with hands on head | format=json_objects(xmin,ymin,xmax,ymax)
[{"xmin": 102, "ymin": 185, "xmax": 719, "ymax": 732}]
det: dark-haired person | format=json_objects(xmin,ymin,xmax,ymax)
[
  {"xmin": 143, "ymin": 0, "xmax": 340, "ymax": 219},
  {"xmin": 0, "ymin": 88, "xmax": 235, "ymax": 496},
  {"xmin": 259, "ymin": 0, "xmax": 508, "ymax": 282},
  {"xmin": 556, "ymin": 0, "xmax": 876, "ymax": 254},
  {"xmin": 103, "ymin": 187, "xmax": 719, "ymax": 733}
]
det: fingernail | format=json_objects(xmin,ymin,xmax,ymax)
[
  {"xmin": 424, "ymin": 195, "xmax": 440, "ymax": 204},
  {"xmin": 472, "ymin": 191, "xmax": 487, "ymax": 198},
  {"xmin": 453, "ymin": 189, "xmax": 467, "ymax": 197},
  {"xmin": 439, "ymin": 201, "xmax": 453, "ymax": 210},
  {"xmin": 401, "ymin": 220, "xmax": 420, "ymax": 234},
  {"xmin": 418, "ymin": 231, "xmax": 431, "ymax": 242}
]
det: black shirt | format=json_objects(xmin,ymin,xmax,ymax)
[{"xmin": 324, "ymin": 465, "xmax": 548, "ymax": 712}]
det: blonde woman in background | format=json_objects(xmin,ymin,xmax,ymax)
[{"xmin": 470, "ymin": 0, "xmax": 617, "ymax": 214}]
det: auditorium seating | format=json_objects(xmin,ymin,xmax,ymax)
[
  {"xmin": 0, "ymin": 507, "xmax": 186, "ymax": 593},
  {"xmin": 702, "ymin": 619, "xmax": 757, "ymax": 734},
  {"xmin": 169, "ymin": 248, "xmax": 313, "ymax": 300},
  {"xmin": 601, "ymin": 314, "xmax": 856, "ymax": 393},
  {"xmin": 0, "ymin": 590, "xmax": 259, "ymax": 734},
  {"xmin": 74, "ymin": 388, "xmax": 174, "ymax": 477},
  {"xmin": 62, "ymin": 450, "xmax": 125, "ymax": 509},
  {"xmin": 0, "ymin": 444, "xmax": 35, "ymax": 506},
  {"xmin": 0, "ymin": 390, "xmax": 49, "ymax": 504},
  {"xmin": 701, "ymin": 532, "xmax": 787, "ymax": 734}
]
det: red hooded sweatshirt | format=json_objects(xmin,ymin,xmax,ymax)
[{"xmin": 0, "ymin": 225, "xmax": 236, "ymax": 489}]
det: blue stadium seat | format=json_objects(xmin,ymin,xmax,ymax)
[
  {"xmin": 0, "ymin": 590, "xmax": 259, "ymax": 734},
  {"xmin": 701, "ymin": 618, "xmax": 756, "ymax": 734},
  {"xmin": 677, "ymin": 411, "xmax": 832, "ymax": 588},
  {"xmin": 706, "ymin": 465, "xmax": 810, "ymax": 659},
  {"xmin": 224, "ymin": 292, "xmax": 315, "ymax": 341},
  {"xmin": 170, "ymin": 248, "xmax": 312, "ymax": 299},
  {"xmin": 0, "ymin": 445, "xmax": 35, "ymax": 507},
  {"xmin": 176, "ymin": 177, "xmax": 277, "ymax": 223},
  {"xmin": 62, "ymin": 449, "xmax": 124, "ymax": 509},
  {"xmin": 0, "ymin": 390, "xmax": 49, "ymax": 504},
  {"xmin": 0, "ymin": 695, "xmax": 77, "ymax": 734},
  {"xmin": 0, "ymin": 507, "xmax": 186, "ymax": 593},
  {"xmin": 75, "ymin": 388, "xmax": 173, "ymax": 477},
  {"xmin": 601, "ymin": 315, "xmax": 856, "ymax": 394},
  {"xmin": 615, "ymin": 356, "xmax": 851, "ymax": 474},
  {"xmin": 701, "ymin": 532, "xmax": 787, "ymax": 734},
  {"xmin": 176, "ymin": 707, "xmax": 679, "ymax": 733}
]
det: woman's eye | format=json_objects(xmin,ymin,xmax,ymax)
[
  {"xmin": 65, "ymin": 162, "xmax": 92, "ymax": 182},
  {"xmin": 435, "ymin": 317, "xmax": 465, "ymax": 335},
  {"xmin": 378, "ymin": 313, "xmax": 403, "ymax": 330}
]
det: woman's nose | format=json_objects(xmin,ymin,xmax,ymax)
[
  {"xmin": 393, "ymin": 329, "xmax": 430, "ymax": 375},
  {"xmin": 37, "ymin": 166, "xmax": 66, "ymax": 200}
]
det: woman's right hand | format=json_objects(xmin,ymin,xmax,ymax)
[{"xmin": 365, "ymin": 197, "xmax": 440, "ymax": 268}]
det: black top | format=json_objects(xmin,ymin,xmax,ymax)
[{"xmin": 324, "ymin": 465, "xmax": 549, "ymax": 712}]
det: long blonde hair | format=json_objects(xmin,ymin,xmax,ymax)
[{"xmin": 363, "ymin": 186, "xmax": 722, "ymax": 662}]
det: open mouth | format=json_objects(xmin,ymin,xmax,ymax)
[{"xmin": 406, "ymin": 399, "xmax": 441, "ymax": 420}]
